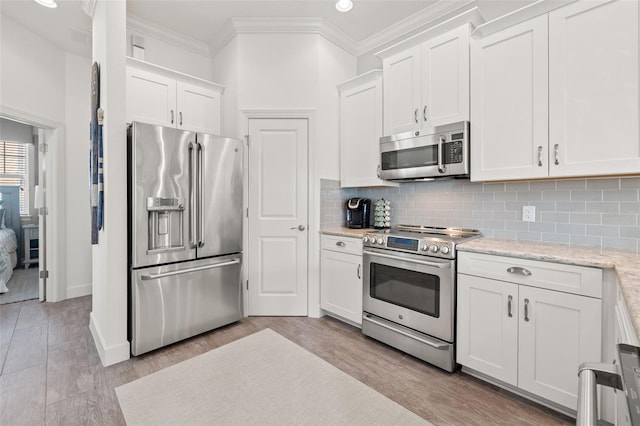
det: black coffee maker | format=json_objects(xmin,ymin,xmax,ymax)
[{"xmin": 345, "ymin": 198, "xmax": 371, "ymax": 229}]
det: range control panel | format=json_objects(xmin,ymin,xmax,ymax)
[{"xmin": 362, "ymin": 233, "xmax": 455, "ymax": 259}]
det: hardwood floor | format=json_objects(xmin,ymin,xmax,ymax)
[{"xmin": 0, "ymin": 296, "xmax": 573, "ymax": 425}]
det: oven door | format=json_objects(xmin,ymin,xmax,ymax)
[{"xmin": 363, "ymin": 247, "xmax": 455, "ymax": 342}]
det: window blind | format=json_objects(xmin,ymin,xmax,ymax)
[{"xmin": 0, "ymin": 141, "xmax": 29, "ymax": 215}]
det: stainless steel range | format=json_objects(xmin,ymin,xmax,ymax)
[{"xmin": 362, "ymin": 225, "xmax": 481, "ymax": 372}]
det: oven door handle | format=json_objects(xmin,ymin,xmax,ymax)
[
  {"xmin": 364, "ymin": 250, "xmax": 450, "ymax": 269},
  {"xmin": 363, "ymin": 314, "xmax": 449, "ymax": 349}
]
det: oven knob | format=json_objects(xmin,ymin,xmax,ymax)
[
  {"xmin": 420, "ymin": 243, "xmax": 429, "ymax": 251},
  {"xmin": 430, "ymin": 244, "xmax": 439, "ymax": 253},
  {"xmin": 377, "ymin": 238, "xmax": 384, "ymax": 245},
  {"xmin": 363, "ymin": 236, "xmax": 369, "ymax": 243},
  {"xmin": 441, "ymin": 246, "xmax": 450, "ymax": 254}
]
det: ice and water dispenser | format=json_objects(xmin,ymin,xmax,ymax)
[{"xmin": 146, "ymin": 197, "xmax": 184, "ymax": 253}]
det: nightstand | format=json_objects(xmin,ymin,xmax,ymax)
[{"xmin": 23, "ymin": 224, "xmax": 39, "ymax": 269}]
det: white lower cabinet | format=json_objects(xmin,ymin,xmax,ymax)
[
  {"xmin": 320, "ymin": 235, "xmax": 363, "ymax": 326},
  {"xmin": 457, "ymin": 251, "xmax": 602, "ymax": 412}
]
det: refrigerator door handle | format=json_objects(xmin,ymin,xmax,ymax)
[
  {"xmin": 140, "ymin": 258, "xmax": 241, "ymax": 281},
  {"xmin": 197, "ymin": 141, "xmax": 205, "ymax": 248},
  {"xmin": 188, "ymin": 141, "xmax": 197, "ymax": 249}
]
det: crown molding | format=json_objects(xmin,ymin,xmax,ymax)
[
  {"xmin": 209, "ymin": 17, "xmax": 359, "ymax": 57},
  {"xmin": 357, "ymin": 0, "xmax": 477, "ymax": 56},
  {"xmin": 127, "ymin": 14, "xmax": 211, "ymax": 58}
]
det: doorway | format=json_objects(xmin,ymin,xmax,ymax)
[
  {"xmin": 0, "ymin": 117, "xmax": 47, "ymax": 304},
  {"xmin": 247, "ymin": 118, "xmax": 309, "ymax": 316}
]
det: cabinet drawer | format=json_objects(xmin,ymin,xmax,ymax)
[
  {"xmin": 321, "ymin": 235, "xmax": 363, "ymax": 255},
  {"xmin": 458, "ymin": 252, "xmax": 602, "ymax": 298}
]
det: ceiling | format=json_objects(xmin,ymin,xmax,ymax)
[{"xmin": 0, "ymin": 0, "xmax": 455, "ymax": 57}]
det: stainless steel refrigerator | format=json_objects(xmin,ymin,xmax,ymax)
[{"xmin": 127, "ymin": 121, "xmax": 243, "ymax": 356}]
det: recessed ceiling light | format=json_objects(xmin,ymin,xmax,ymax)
[
  {"xmin": 335, "ymin": 0, "xmax": 353, "ymax": 13},
  {"xmin": 34, "ymin": 0, "xmax": 58, "ymax": 8}
]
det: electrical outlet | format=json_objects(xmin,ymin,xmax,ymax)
[{"xmin": 522, "ymin": 206, "xmax": 536, "ymax": 222}]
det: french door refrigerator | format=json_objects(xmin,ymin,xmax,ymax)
[{"xmin": 127, "ymin": 121, "xmax": 243, "ymax": 356}]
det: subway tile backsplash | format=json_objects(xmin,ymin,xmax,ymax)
[{"xmin": 320, "ymin": 177, "xmax": 640, "ymax": 253}]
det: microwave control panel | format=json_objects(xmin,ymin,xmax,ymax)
[{"xmin": 444, "ymin": 135, "xmax": 464, "ymax": 165}]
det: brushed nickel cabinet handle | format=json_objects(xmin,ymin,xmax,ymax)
[
  {"xmin": 508, "ymin": 295, "xmax": 513, "ymax": 318},
  {"xmin": 524, "ymin": 298, "xmax": 530, "ymax": 322},
  {"xmin": 414, "ymin": 108, "xmax": 419, "ymax": 124},
  {"xmin": 357, "ymin": 264, "xmax": 361, "ymax": 279},
  {"xmin": 554, "ymin": 144, "xmax": 560, "ymax": 165},
  {"xmin": 170, "ymin": 109, "xmax": 174, "ymax": 124},
  {"xmin": 538, "ymin": 146, "xmax": 543, "ymax": 167},
  {"xmin": 336, "ymin": 241, "xmax": 346, "ymax": 247},
  {"xmin": 507, "ymin": 266, "xmax": 531, "ymax": 276},
  {"xmin": 423, "ymin": 105, "xmax": 428, "ymax": 122}
]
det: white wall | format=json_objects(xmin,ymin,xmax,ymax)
[
  {"xmin": 237, "ymin": 34, "xmax": 320, "ymax": 110},
  {"xmin": 0, "ymin": 13, "xmax": 93, "ymax": 302},
  {"xmin": 0, "ymin": 15, "xmax": 65, "ymax": 124},
  {"xmin": 211, "ymin": 37, "xmax": 239, "ymax": 138},
  {"xmin": 90, "ymin": 0, "xmax": 129, "ymax": 366},
  {"xmin": 64, "ymin": 52, "xmax": 92, "ymax": 298},
  {"xmin": 126, "ymin": 26, "xmax": 213, "ymax": 81}
]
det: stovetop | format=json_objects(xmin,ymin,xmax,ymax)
[{"xmin": 362, "ymin": 224, "xmax": 481, "ymax": 259}]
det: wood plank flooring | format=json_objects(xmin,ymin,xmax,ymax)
[{"xmin": 0, "ymin": 296, "xmax": 573, "ymax": 425}]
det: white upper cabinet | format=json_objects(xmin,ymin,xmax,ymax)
[
  {"xmin": 548, "ymin": 0, "xmax": 640, "ymax": 177},
  {"xmin": 471, "ymin": 0, "xmax": 640, "ymax": 181},
  {"xmin": 338, "ymin": 71, "xmax": 397, "ymax": 188},
  {"xmin": 471, "ymin": 16, "xmax": 549, "ymax": 181},
  {"xmin": 126, "ymin": 58, "xmax": 224, "ymax": 135},
  {"xmin": 382, "ymin": 24, "xmax": 471, "ymax": 136},
  {"xmin": 421, "ymin": 25, "xmax": 470, "ymax": 128}
]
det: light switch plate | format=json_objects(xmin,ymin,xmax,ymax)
[{"xmin": 522, "ymin": 206, "xmax": 536, "ymax": 222}]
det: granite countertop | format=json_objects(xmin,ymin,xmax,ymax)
[
  {"xmin": 320, "ymin": 227, "xmax": 376, "ymax": 238},
  {"xmin": 458, "ymin": 238, "xmax": 640, "ymax": 338}
]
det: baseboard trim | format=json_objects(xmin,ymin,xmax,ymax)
[
  {"xmin": 461, "ymin": 366, "xmax": 576, "ymax": 419},
  {"xmin": 67, "ymin": 283, "xmax": 92, "ymax": 299},
  {"xmin": 89, "ymin": 312, "xmax": 130, "ymax": 366}
]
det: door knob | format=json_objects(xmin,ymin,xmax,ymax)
[{"xmin": 291, "ymin": 225, "xmax": 305, "ymax": 231}]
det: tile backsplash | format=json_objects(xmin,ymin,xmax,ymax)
[{"xmin": 320, "ymin": 177, "xmax": 640, "ymax": 252}]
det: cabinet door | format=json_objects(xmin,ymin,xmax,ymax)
[
  {"xmin": 421, "ymin": 25, "xmax": 470, "ymax": 127},
  {"xmin": 339, "ymin": 75, "xmax": 395, "ymax": 188},
  {"xmin": 549, "ymin": 0, "xmax": 640, "ymax": 177},
  {"xmin": 320, "ymin": 249, "xmax": 363, "ymax": 326},
  {"xmin": 470, "ymin": 16, "xmax": 549, "ymax": 182},
  {"xmin": 457, "ymin": 274, "xmax": 518, "ymax": 386},
  {"xmin": 177, "ymin": 81, "xmax": 222, "ymax": 135},
  {"xmin": 518, "ymin": 286, "xmax": 601, "ymax": 410},
  {"xmin": 382, "ymin": 46, "xmax": 421, "ymax": 135},
  {"xmin": 126, "ymin": 67, "xmax": 176, "ymax": 127}
]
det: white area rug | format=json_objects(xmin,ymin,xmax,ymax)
[{"xmin": 116, "ymin": 328, "xmax": 432, "ymax": 425}]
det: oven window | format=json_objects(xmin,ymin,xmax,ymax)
[
  {"xmin": 370, "ymin": 263, "xmax": 440, "ymax": 317},
  {"xmin": 381, "ymin": 145, "xmax": 437, "ymax": 170}
]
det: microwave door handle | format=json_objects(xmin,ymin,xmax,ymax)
[
  {"xmin": 364, "ymin": 250, "xmax": 450, "ymax": 269},
  {"xmin": 437, "ymin": 135, "xmax": 446, "ymax": 174}
]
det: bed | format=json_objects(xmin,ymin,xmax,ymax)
[{"xmin": 0, "ymin": 186, "xmax": 21, "ymax": 293}]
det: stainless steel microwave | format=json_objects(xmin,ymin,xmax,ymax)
[{"xmin": 379, "ymin": 121, "xmax": 470, "ymax": 181}]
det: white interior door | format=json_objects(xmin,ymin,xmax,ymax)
[{"xmin": 248, "ymin": 118, "xmax": 308, "ymax": 316}]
